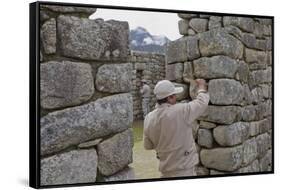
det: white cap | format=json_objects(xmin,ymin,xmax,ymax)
[{"xmin": 154, "ymin": 80, "xmax": 183, "ymax": 100}]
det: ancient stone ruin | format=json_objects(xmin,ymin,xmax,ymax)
[{"xmin": 39, "ymin": 5, "xmax": 272, "ymax": 186}]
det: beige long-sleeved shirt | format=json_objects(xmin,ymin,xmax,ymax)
[
  {"xmin": 140, "ymin": 84, "xmax": 151, "ymax": 98},
  {"xmin": 143, "ymin": 92, "xmax": 210, "ymax": 174}
]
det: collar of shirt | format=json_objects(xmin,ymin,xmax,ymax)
[{"xmin": 155, "ymin": 103, "xmax": 172, "ymax": 109}]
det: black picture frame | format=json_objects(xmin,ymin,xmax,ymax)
[{"xmin": 30, "ymin": 1, "xmax": 274, "ymax": 189}]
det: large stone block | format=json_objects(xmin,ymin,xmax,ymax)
[
  {"xmin": 97, "ymin": 129, "xmax": 134, "ymax": 176},
  {"xmin": 165, "ymin": 63, "xmax": 183, "ymax": 82},
  {"xmin": 213, "ymin": 122, "xmax": 250, "ymax": 146},
  {"xmin": 41, "ymin": 18, "xmax": 56, "ymax": 54},
  {"xmin": 199, "ymin": 29, "xmax": 243, "ymax": 59},
  {"xmin": 189, "ymin": 18, "xmax": 208, "ymax": 33},
  {"xmin": 237, "ymin": 159, "xmax": 259, "ymax": 173},
  {"xmin": 200, "ymin": 106, "xmax": 241, "ymax": 125},
  {"xmin": 41, "ymin": 149, "xmax": 97, "ymax": 185},
  {"xmin": 193, "ymin": 56, "xmax": 238, "ymax": 79},
  {"xmin": 256, "ymin": 133, "xmax": 271, "ymax": 158},
  {"xmin": 236, "ymin": 61, "xmax": 249, "ymax": 83},
  {"xmin": 40, "ymin": 61, "xmax": 94, "ymax": 109},
  {"xmin": 259, "ymin": 149, "xmax": 272, "ymax": 171},
  {"xmin": 95, "ymin": 63, "xmax": 133, "ymax": 93},
  {"xmin": 200, "ymin": 145, "xmax": 244, "ymax": 171},
  {"xmin": 57, "ymin": 15, "xmax": 129, "ymax": 60},
  {"xmin": 209, "ymin": 79, "xmax": 244, "ymax": 105},
  {"xmin": 41, "ymin": 93, "xmax": 133, "ymax": 156},
  {"xmin": 209, "ymin": 16, "xmax": 222, "ymax": 30},
  {"xmin": 178, "ymin": 13, "xmax": 198, "ymax": 19},
  {"xmin": 249, "ymin": 68, "xmax": 272, "ymax": 88},
  {"xmin": 198, "ymin": 128, "xmax": 214, "ymax": 148},
  {"xmin": 178, "ymin": 19, "xmax": 189, "ymax": 35},
  {"xmin": 183, "ymin": 62, "xmax": 194, "ymax": 82},
  {"xmin": 41, "ymin": 5, "xmax": 97, "ymax": 16},
  {"xmin": 166, "ymin": 36, "xmax": 200, "ymax": 64},
  {"xmin": 245, "ymin": 48, "xmax": 267, "ymax": 64},
  {"xmin": 223, "ymin": 16, "xmax": 255, "ymax": 33},
  {"xmin": 242, "ymin": 138, "xmax": 258, "ymax": 166}
]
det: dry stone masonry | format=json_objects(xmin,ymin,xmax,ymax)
[
  {"xmin": 40, "ymin": 5, "xmax": 135, "ymax": 185},
  {"xmin": 167, "ymin": 13, "xmax": 272, "ymax": 175},
  {"xmin": 39, "ymin": 4, "xmax": 272, "ymax": 185}
]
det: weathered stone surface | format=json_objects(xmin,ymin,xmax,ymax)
[
  {"xmin": 243, "ymin": 138, "xmax": 258, "ymax": 166},
  {"xmin": 41, "ymin": 149, "xmax": 97, "ymax": 185},
  {"xmin": 209, "ymin": 79, "xmax": 244, "ymax": 105},
  {"xmin": 188, "ymin": 28, "xmax": 196, "ymax": 36},
  {"xmin": 41, "ymin": 93, "xmax": 133, "ymax": 155},
  {"xmin": 41, "ymin": 5, "xmax": 97, "ymax": 16},
  {"xmin": 173, "ymin": 82, "xmax": 189, "ymax": 100},
  {"xmin": 178, "ymin": 13, "xmax": 198, "ymax": 19},
  {"xmin": 166, "ymin": 36, "xmax": 200, "ymax": 63},
  {"xmin": 178, "ymin": 19, "xmax": 189, "ymax": 35},
  {"xmin": 243, "ymin": 84, "xmax": 253, "ymax": 105},
  {"xmin": 236, "ymin": 61, "xmax": 249, "ymax": 83},
  {"xmin": 223, "ymin": 16, "xmax": 255, "ymax": 33},
  {"xmin": 103, "ymin": 167, "xmax": 135, "ymax": 182},
  {"xmin": 40, "ymin": 10, "xmax": 50, "ymax": 22},
  {"xmin": 256, "ymin": 133, "xmax": 271, "ymax": 158},
  {"xmin": 165, "ymin": 63, "xmax": 183, "ymax": 82},
  {"xmin": 40, "ymin": 61, "xmax": 94, "ymax": 109},
  {"xmin": 199, "ymin": 29, "xmax": 243, "ymax": 59},
  {"xmin": 249, "ymin": 68, "xmax": 272, "ymax": 88},
  {"xmin": 198, "ymin": 129, "xmax": 214, "ymax": 148},
  {"xmin": 251, "ymin": 87, "xmax": 264, "ymax": 104},
  {"xmin": 199, "ymin": 121, "xmax": 216, "ymax": 129},
  {"xmin": 242, "ymin": 105, "xmax": 257, "ymax": 121},
  {"xmin": 259, "ymin": 149, "xmax": 272, "ymax": 171},
  {"xmin": 41, "ymin": 18, "xmax": 56, "ymax": 54},
  {"xmin": 193, "ymin": 56, "xmax": 238, "ymax": 79},
  {"xmin": 57, "ymin": 15, "xmax": 129, "ymax": 60},
  {"xmin": 200, "ymin": 145, "xmax": 244, "ymax": 171},
  {"xmin": 259, "ymin": 118, "xmax": 272, "ymax": 134},
  {"xmin": 209, "ymin": 16, "xmax": 222, "ymax": 30},
  {"xmin": 166, "ymin": 39, "xmax": 187, "ymax": 64},
  {"xmin": 134, "ymin": 62, "xmax": 146, "ymax": 71},
  {"xmin": 210, "ymin": 170, "xmax": 228, "ymax": 175},
  {"xmin": 249, "ymin": 121, "xmax": 260, "ymax": 137},
  {"xmin": 196, "ymin": 166, "xmax": 210, "ymax": 176},
  {"xmin": 95, "ymin": 63, "xmax": 133, "ymax": 93},
  {"xmin": 183, "ymin": 62, "xmax": 194, "ymax": 82},
  {"xmin": 185, "ymin": 36, "xmax": 200, "ymax": 60},
  {"xmin": 97, "ymin": 129, "xmax": 134, "ymax": 176},
  {"xmin": 245, "ymin": 48, "xmax": 267, "ymax": 64},
  {"xmin": 237, "ymin": 159, "xmax": 259, "ymax": 173},
  {"xmin": 213, "ymin": 122, "xmax": 250, "ymax": 146},
  {"xmin": 200, "ymin": 106, "xmax": 241, "ymax": 125},
  {"xmin": 78, "ymin": 139, "xmax": 102, "ymax": 149},
  {"xmin": 189, "ymin": 18, "xmax": 208, "ymax": 33}
]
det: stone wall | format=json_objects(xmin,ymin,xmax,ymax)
[
  {"xmin": 39, "ymin": 5, "xmax": 135, "ymax": 185},
  {"xmin": 166, "ymin": 13, "xmax": 272, "ymax": 175},
  {"xmin": 129, "ymin": 51, "xmax": 165, "ymax": 120}
]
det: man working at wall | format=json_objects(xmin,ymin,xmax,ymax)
[
  {"xmin": 140, "ymin": 79, "xmax": 151, "ymax": 119},
  {"xmin": 143, "ymin": 79, "xmax": 209, "ymax": 178}
]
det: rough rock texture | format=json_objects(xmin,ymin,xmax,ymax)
[
  {"xmin": 95, "ymin": 63, "xmax": 133, "ymax": 93},
  {"xmin": 178, "ymin": 19, "xmax": 189, "ymax": 35},
  {"xmin": 57, "ymin": 15, "xmax": 129, "ymax": 60},
  {"xmin": 223, "ymin": 16, "xmax": 255, "ymax": 33},
  {"xmin": 102, "ymin": 167, "xmax": 135, "ymax": 182},
  {"xmin": 178, "ymin": 13, "xmax": 198, "ymax": 19},
  {"xmin": 213, "ymin": 122, "xmax": 250, "ymax": 146},
  {"xmin": 183, "ymin": 62, "xmax": 194, "ymax": 81},
  {"xmin": 208, "ymin": 79, "xmax": 244, "ymax": 105},
  {"xmin": 200, "ymin": 145, "xmax": 244, "ymax": 171},
  {"xmin": 41, "ymin": 149, "xmax": 98, "ymax": 185},
  {"xmin": 40, "ymin": 61, "xmax": 94, "ymax": 109},
  {"xmin": 97, "ymin": 129, "xmax": 134, "ymax": 176},
  {"xmin": 256, "ymin": 133, "xmax": 271, "ymax": 158},
  {"xmin": 41, "ymin": 93, "xmax": 133, "ymax": 156},
  {"xmin": 242, "ymin": 138, "xmax": 258, "ymax": 166},
  {"xmin": 165, "ymin": 63, "xmax": 183, "ymax": 82},
  {"xmin": 41, "ymin": 5, "xmax": 97, "ymax": 16},
  {"xmin": 189, "ymin": 18, "xmax": 208, "ymax": 33},
  {"xmin": 200, "ymin": 106, "xmax": 241, "ymax": 124},
  {"xmin": 41, "ymin": 18, "xmax": 56, "ymax": 54},
  {"xmin": 199, "ymin": 29, "xmax": 243, "ymax": 59},
  {"xmin": 198, "ymin": 129, "xmax": 214, "ymax": 148},
  {"xmin": 193, "ymin": 56, "xmax": 238, "ymax": 79}
]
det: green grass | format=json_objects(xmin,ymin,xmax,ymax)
[{"xmin": 130, "ymin": 120, "xmax": 161, "ymax": 179}]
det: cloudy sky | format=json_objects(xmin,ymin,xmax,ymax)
[{"xmin": 90, "ymin": 8, "xmax": 181, "ymax": 41}]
